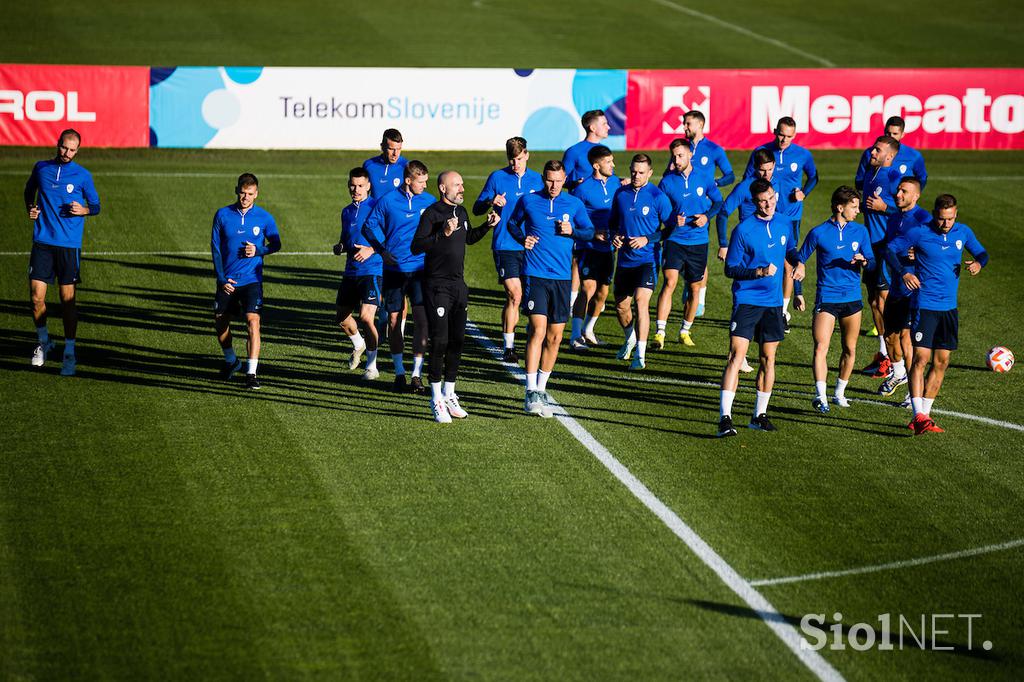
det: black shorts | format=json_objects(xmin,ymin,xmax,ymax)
[
  {"xmin": 383, "ymin": 270, "xmax": 424, "ymax": 313},
  {"xmin": 863, "ymin": 240, "xmax": 890, "ymax": 293},
  {"xmin": 883, "ymin": 295, "xmax": 914, "ymax": 332},
  {"xmin": 493, "ymin": 249, "xmax": 525, "ymax": 283},
  {"xmin": 215, "ymin": 282, "xmax": 263, "ymax": 317},
  {"xmin": 29, "ymin": 242, "xmax": 81, "ymax": 285},
  {"xmin": 336, "ymin": 274, "xmax": 382, "ymax": 317},
  {"xmin": 614, "ymin": 263, "xmax": 658, "ymax": 298},
  {"xmin": 730, "ymin": 303, "xmax": 785, "ymax": 343},
  {"xmin": 912, "ymin": 308, "xmax": 958, "ymax": 351},
  {"xmin": 578, "ymin": 249, "xmax": 615, "ymax": 285},
  {"xmin": 661, "ymin": 241, "xmax": 708, "ymax": 283},
  {"xmin": 523, "ymin": 276, "xmax": 571, "ymax": 323},
  {"xmin": 814, "ymin": 299, "xmax": 863, "ymax": 320}
]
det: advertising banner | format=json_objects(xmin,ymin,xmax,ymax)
[
  {"xmin": 0, "ymin": 64, "xmax": 149, "ymax": 147},
  {"xmin": 627, "ymin": 68, "xmax": 1024, "ymax": 150}
]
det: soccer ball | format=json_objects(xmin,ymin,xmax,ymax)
[{"xmin": 987, "ymin": 346, "xmax": 1014, "ymax": 373}]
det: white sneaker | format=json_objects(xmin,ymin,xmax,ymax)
[
  {"xmin": 583, "ymin": 332, "xmax": 603, "ymax": 346},
  {"xmin": 524, "ymin": 390, "xmax": 545, "ymax": 415},
  {"xmin": 444, "ymin": 394, "xmax": 468, "ymax": 419},
  {"xmin": 31, "ymin": 340, "xmax": 55, "ymax": 367},
  {"xmin": 740, "ymin": 358, "xmax": 755, "ymax": 373},
  {"xmin": 348, "ymin": 344, "xmax": 366, "ymax": 370},
  {"xmin": 630, "ymin": 355, "xmax": 646, "ymax": 371},
  {"xmin": 616, "ymin": 340, "xmax": 636, "ymax": 361},
  {"xmin": 538, "ymin": 391, "xmax": 555, "ymax": 418},
  {"xmin": 60, "ymin": 354, "xmax": 76, "ymax": 376},
  {"xmin": 362, "ymin": 365, "xmax": 379, "ymax": 381},
  {"xmin": 570, "ymin": 337, "xmax": 589, "ymax": 351},
  {"xmin": 900, "ymin": 393, "xmax": 912, "ymax": 409},
  {"xmin": 832, "ymin": 395, "xmax": 851, "ymax": 408},
  {"xmin": 431, "ymin": 399, "xmax": 452, "ymax": 423}
]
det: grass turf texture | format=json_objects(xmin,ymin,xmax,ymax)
[{"xmin": 1, "ymin": 147, "xmax": 1023, "ymax": 680}]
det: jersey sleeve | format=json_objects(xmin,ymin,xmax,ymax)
[
  {"xmin": 506, "ymin": 198, "xmax": 527, "ymax": 244},
  {"xmin": 913, "ymin": 151, "xmax": 928, "ymax": 189},
  {"xmin": 572, "ymin": 200, "xmax": 595, "ymax": 241},
  {"xmin": 963, "ymin": 226, "xmax": 988, "ymax": 266},
  {"xmin": 23, "ymin": 163, "xmax": 41, "ymax": 209},
  {"xmin": 742, "ymin": 149, "xmax": 758, "ymax": 180},
  {"xmin": 713, "ymin": 146, "xmax": 735, "ymax": 187},
  {"xmin": 257, "ymin": 214, "xmax": 281, "ymax": 257},
  {"xmin": 211, "ymin": 213, "xmax": 226, "ymax": 284},
  {"xmin": 82, "ymin": 171, "xmax": 101, "ymax": 215},
  {"xmin": 854, "ymin": 148, "xmax": 871, "ymax": 189},
  {"xmin": 796, "ymin": 227, "xmax": 818, "ymax": 264},
  {"xmin": 802, "ymin": 151, "xmax": 819, "ymax": 195},
  {"xmin": 473, "ymin": 171, "xmax": 498, "ymax": 216}
]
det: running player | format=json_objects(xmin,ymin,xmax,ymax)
[
  {"xmin": 473, "ymin": 137, "xmax": 545, "ymax": 362},
  {"xmin": 886, "ymin": 194, "xmax": 988, "ymax": 435},
  {"xmin": 507, "ymin": 160, "xmax": 594, "ymax": 417},
  {"xmin": 855, "ymin": 116, "xmax": 928, "ymax": 189},
  {"xmin": 363, "ymin": 129, "xmax": 408, "ymax": 199},
  {"xmin": 791, "ymin": 186, "xmax": 874, "ymax": 413},
  {"xmin": 609, "ymin": 154, "xmax": 674, "ymax": 370},
  {"xmin": 563, "ymin": 110, "xmax": 611, "ymax": 188}
]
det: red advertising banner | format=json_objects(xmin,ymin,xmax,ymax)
[
  {"xmin": 627, "ymin": 68, "xmax": 1024, "ymax": 150},
  {"xmin": 0, "ymin": 64, "xmax": 149, "ymax": 147}
]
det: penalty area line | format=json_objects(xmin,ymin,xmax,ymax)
[{"xmin": 465, "ymin": 320, "xmax": 844, "ymax": 682}]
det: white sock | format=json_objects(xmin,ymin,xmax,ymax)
[
  {"xmin": 698, "ymin": 286, "xmax": 707, "ymax": 305},
  {"xmin": 583, "ymin": 316, "xmax": 596, "ymax": 336},
  {"xmin": 879, "ymin": 335, "xmax": 888, "ymax": 356},
  {"xmin": 537, "ymin": 370, "xmax": 551, "ymax": 391},
  {"xmin": 412, "ymin": 355, "xmax": 424, "ymax": 377},
  {"xmin": 783, "ymin": 297, "xmax": 791, "ymax": 313},
  {"xmin": 835, "ymin": 378, "xmax": 848, "ymax": 399},
  {"xmin": 923, "ymin": 397, "xmax": 934, "ymax": 415},
  {"xmin": 754, "ymin": 390, "xmax": 771, "ymax": 417},
  {"xmin": 431, "ymin": 382, "xmax": 443, "ymax": 401},
  {"xmin": 247, "ymin": 358, "xmax": 258, "ymax": 375},
  {"xmin": 393, "ymin": 352, "xmax": 405, "ymax": 375},
  {"xmin": 366, "ymin": 350, "xmax": 378, "ymax": 368},
  {"xmin": 911, "ymin": 397, "xmax": 924, "ymax": 416},
  {"xmin": 503, "ymin": 332, "xmax": 514, "ymax": 350},
  {"xmin": 222, "ymin": 347, "xmax": 236, "ymax": 363},
  {"xmin": 64, "ymin": 338, "xmax": 76, "ymax": 356},
  {"xmin": 401, "ymin": 317, "xmax": 407, "ymax": 337},
  {"xmin": 637, "ymin": 340, "xmax": 647, "ymax": 360},
  {"xmin": 570, "ymin": 290, "xmax": 578, "ymax": 308},
  {"xmin": 36, "ymin": 326, "xmax": 48, "ymax": 344},
  {"xmin": 526, "ymin": 372, "xmax": 538, "ymax": 391},
  {"xmin": 623, "ymin": 325, "xmax": 636, "ymax": 346},
  {"xmin": 348, "ymin": 332, "xmax": 364, "ymax": 349},
  {"xmin": 682, "ymin": 320, "xmax": 693, "ymax": 332},
  {"xmin": 571, "ymin": 317, "xmax": 583, "ymax": 340},
  {"xmin": 443, "ymin": 381, "xmax": 456, "ymax": 398},
  {"xmin": 720, "ymin": 389, "xmax": 736, "ymax": 418},
  {"xmin": 656, "ymin": 319, "xmax": 667, "ymax": 334},
  {"xmin": 892, "ymin": 359, "xmax": 906, "ymax": 379},
  {"xmin": 815, "ymin": 381, "xmax": 827, "ymax": 401}
]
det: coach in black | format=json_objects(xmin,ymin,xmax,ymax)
[{"xmin": 412, "ymin": 170, "xmax": 500, "ymax": 423}]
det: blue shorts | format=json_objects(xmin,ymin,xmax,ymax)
[
  {"xmin": 912, "ymin": 308, "xmax": 958, "ymax": 350},
  {"xmin": 578, "ymin": 249, "xmax": 615, "ymax": 286},
  {"xmin": 814, "ymin": 299, "xmax": 863, "ymax": 319},
  {"xmin": 661, "ymin": 241, "xmax": 708, "ymax": 283},
  {"xmin": 336, "ymin": 274, "xmax": 382, "ymax": 317},
  {"xmin": 383, "ymin": 270, "xmax": 424, "ymax": 313},
  {"xmin": 863, "ymin": 240, "xmax": 890, "ymax": 293},
  {"xmin": 493, "ymin": 250, "xmax": 525, "ymax": 283},
  {"xmin": 523, "ymin": 276, "xmax": 571, "ymax": 323},
  {"xmin": 883, "ymin": 295, "xmax": 914, "ymax": 332},
  {"xmin": 730, "ymin": 304, "xmax": 785, "ymax": 343},
  {"xmin": 29, "ymin": 242, "xmax": 81, "ymax": 285},
  {"xmin": 614, "ymin": 263, "xmax": 658, "ymax": 298},
  {"xmin": 215, "ymin": 282, "xmax": 263, "ymax": 317}
]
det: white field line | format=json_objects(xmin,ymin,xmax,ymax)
[
  {"xmin": 750, "ymin": 538, "xmax": 1024, "ymax": 587},
  {"xmin": 650, "ymin": 0, "xmax": 836, "ymax": 68},
  {"xmin": 620, "ymin": 373, "xmax": 1024, "ymax": 433},
  {"xmin": 464, "ymin": 320, "xmax": 844, "ymax": 682}
]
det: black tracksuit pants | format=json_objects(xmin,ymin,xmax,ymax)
[{"xmin": 424, "ymin": 279, "xmax": 469, "ymax": 383}]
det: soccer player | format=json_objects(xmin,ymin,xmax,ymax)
[
  {"xmin": 473, "ymin": 137, "xmax": 545, "ymax": 362},
  {"xmin": 507, "ymin": 160, "xmax": 594, "ymax": 417},
  {"xmin": 743, "ymin": 116, "xmax": 818, "ymax": 325},
  {"xmin": 791, "ymin": 186, "xmax": 874, "ymax": 413},
  {"xmin": 855, "ymin": 115, "xmax": 928, "ymax": 189},
  {"xmin": 857, "ymin": 135, "xmax": 903, "ymax": 379},
  {"xmin": 363, "ymin": 129, "xmax": 408, "ymax": 199},
  {"xmin": 878, "ymin": 177, "xmax": 932, "ymax": 403},
  {"xmin": 654, "ymin": 139, "xmax": 722, "ymax": 349},
  {"xmin": 361, "ymin": 161, "xmax": 436, "ymax": 393},
  {"xmin": 569, "ymin": 145, "xmax": 619, "ymax": 349},
  {"xmin": 24, "ymin": 129, "xmax": 100, "ymax": 376},
  {"xmin": 886, "ymin": 194, "xmax": 988, "ymax": 435},
  {"xmin": 332, "ymin": 167, "xmax": 382, "ymax": 380},
  {"xmin": 717, "ymin": 179, "xmax": 794, "ymax": 437},
  {"xmin": 412, "ymin": 171, "xmax": 500, "ymax": 422},
  {"xmin": 609, "ymin": 154, "xmax": 674, "ymax": 370},
  {"xmin": 562, "ymin": 109, "xmax": 611, "ymax": 187},
  {"xmin": 211, "ymin": 173, "xmax": 281, "ymax": 390}
]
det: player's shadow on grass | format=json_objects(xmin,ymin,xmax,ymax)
[{"xmin": 687, "ymin": 599, "xmax": 1000, "ymax": 661}]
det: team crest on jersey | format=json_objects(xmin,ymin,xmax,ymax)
[
  {"xmin": 852, "ymin": 241, "xmax": 859, "ymax": 251},
  {"xmin": 437, "ymin": 307, "xmax": 445, "ymax": 317},
  {"xmin": 252, "ymin": 226, "xmax": 261, "ymax": 236},
  {"xmin": 781, "ymin": 235, "xmax": 787, "ymax": 245},
  {"xmin": 873, "ymin": 186, "xmax": 883, "ymax": 197},
  {"xmin": 66, "ymin": 183, "xmax": 74, "ymax": 193},
  {"xmin": 956, "ymin": 239, "xmax": 963, "ymax": 250},
  {"xmin": 701, "ymin": 156, "xmax": 709, "ymax": 166},
  {"xmin": 899, "ymin": 164, "xmax": 908, "ymax": 174},
  {"xmin": 392, "ymin": 178, "xmax": 400, "ymax": 187},
  {"xmin": 562, "ymin": 213, "xmax": 570, "ymax": 223},
  {"xmin": 697, "ymin": 187, "xmax": 704, "ymax": 196},
  {"xmin": 790, "ymin": 162, "xmax": 798, "ymax": 172},
  {"xmin": 642, "ymin": 206, "xmax": 650, "ymax": 216}
]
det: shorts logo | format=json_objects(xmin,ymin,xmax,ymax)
[
  {"xmin": 955, "ymin": 239, "xmax": 963, "ymax": 250},
  {"xmin": 437, "ymin": 306, "xmax": 446, "ymax": 317},
  {"xmin": 392, "ymin": 178, "xmax": 400, "ymax": 187},
  {"xmin": 899, "ymin": 164, "xmax": 908, "ymax": 174},
  {"xmin": 499, "ymin": 267, "xmax": 505, "ymax": 277},
  {"xmin": 790, "ymin": 162, "xmax": 798, "ymax": 172},
  {"xmin": 661, "ymin": 86, "xmax": 711, "ymax": 134},
  {"xmin": 697, "ymin": 186, "xmax": 704, "ymax": 196},
  {"xmin": 642, "ymin": 206, "xmax": 650, "ymax": 216},
  {"xmin": 253, "ymin": 226, "xmax": 261, "ymax": 236},
  {"xmin": 65, "ymin": 183, "xmax": 74, "ymax": 193},
  {"xmin": 701, "ymin": 155, "xmax": 709, "ymax": 166},
  {"xmin": 527, "ymin": 300, "xmax": 535, "ymax": 311},
  {"xmin": 730, "ymin": 321, "xmax": 737, "ymax": 331},
  {"xmin": 915, "ymin": 331, "xmax": 923, "ymax": 342},
  {"xmin": 582, "ymin": 267, "xmax": 590, "ymax": 275}
]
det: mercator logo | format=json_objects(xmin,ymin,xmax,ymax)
[{"xmin": 661, "ymin": 85, "xmax": 711, "ymax": 134}]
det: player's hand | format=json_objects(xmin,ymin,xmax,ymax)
[
  {"xmin": 594, "ymin": 230, "xmax": 607, "ymax": 242},
  {"xmin": 850, "ymin": 252, "xmax": 868, "ymax": 268},
  {"xmin": 620, "ymin": 177, "xmax": 630, "ymax": 186},
  {"xmin": 628, "ymin": 235, "xmax": 648, "ymax": 249},
  {"xmin": 792, "ymin": 262, "xmax": 806, "ymax": 281},
  {"xmin": 611, "ymin": 235, "xmax": 624, "ymax": 249},
  {"xmin": 27, "ymin": 204, "xmax": 40, "ymax": 220},
  {"xmin": 243, "ymin": 241, "xmax": 257, "ymax": 258},
  {"xmin": 717, "ymin": 246, "xmax": 728, "ymax": 261},
  {"xmin": 965, "ymin": 260, "xmax": 982, "ymax": 275},
  {"xmin": 66, "ymin": 200, "xmax": 89, "ymax": 216},
  {"xmin": 353, "ymin": 245, "xmax": 374, "ymax": 262},
  {"xmin": 902, "ymin": 273, "xmax": 921, "ymax": 291},
  {"xmin": 676, "ymin": 213, "xmax": 687, "ymax": 227},
  {"xmin": 693, "ymin": 213, "xmax": 708, "ymax": 227},
  {"xmin": 794, "ymin": 294, "xmax": 806, "ymax": 311},
  {"xmin": 492, "ymin": 192, "xmax": 507, "ymax": 208},
  {"xmin": 222, "ymin": 278, "xmax": 236, "ymax": 294},
  {"xmin": 444, "ymin": 216, "xmax": 460, "ymax": 237},
  {"xmin": 792, "ymin": 189, "xmax": 806, "ymax": 202},
  {"xmin": 381, "ymin": 252, "xmax": 398, "ymax": 266},
  {"xmin": 524, "ymin": 235, "xmax": 539, "ymax": 250},
  {"xmin": 332, "ymin": 242, "xmax": 344, "ymax": 256},
  {"xmin": 486, "ymin": 212, "xmax": 501, "ymax": 228},
  {"xmin": 556, "ymin": 220, "xmax": 573, "ymax": 236},
  {"xmin": 865, "ymin": 195, "xmax": 887, "ymax": 212},
  {"xmin": 763, "ymin": 263, "xmax": 778, "ymax": 277}
]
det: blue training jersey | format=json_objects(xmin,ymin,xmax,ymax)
[
  {"xmin": 572, "ymin": 174, "xmax": 620, "ymax": 253},
  {"xmin": 725, "ymin": 213, "xmax": 795, "ymax": 307},
  {"xmin": 507, "ymin": 191, "xmax": 594, "ymax": 280},
  {"xmin": 562, "ymin": 140, "xmax": 598, "ymax": 185},
  {"xmin": 884, "ymin": 206, "xmax": 932, "ymax": 299},
  {"xmin": 743, "ymin": 142, "xmax": 817, "ymax": 221},
  {"xmin": 886, "ymin": 222, "xmax": 987, "ymax": 311},
  {"xmin": 362, "ymin": 154, "xmax": 409, "ymax": 198},
  {"xmin": 473, "ymin": 166, "xmax": 544, "ymax": 252},
  {"xmin": 859, "ymin": 164, "xmax": 903, "ymax": 243},
  {"xmin": 609, "ymin": 183, "xmax": 674, "ymax": 268},
  {"xmin": 361, "ymin": 189, "xmax": 436, "ymax": 273},
  {"xmin": 341, "ymin": 198, "xmax": 380, "ymax": 277},
  {"xmin": 856, "ymin": 143, "xmax": 927, "ymax": 189},
  {"xmin": 690, "ymin": 137, "xmax": 735, "ymax": 187},
  {"xmin": 716, "ymin": 176, "xmax": 798, "ymax": 248},
  {"xmin": 25, "ymin": 159, "xmax": 100, "ymax": 248},
  {"xmin": 658, "ymin": 168, "xmax": 723, "ymax": 246},
  {"xmin": 211, "ymin": 204, "xmax": 281, "ymax": 287},
  {"xmin": 797, "ymin": 218, "xmax": 874, "ymax": 305}
]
